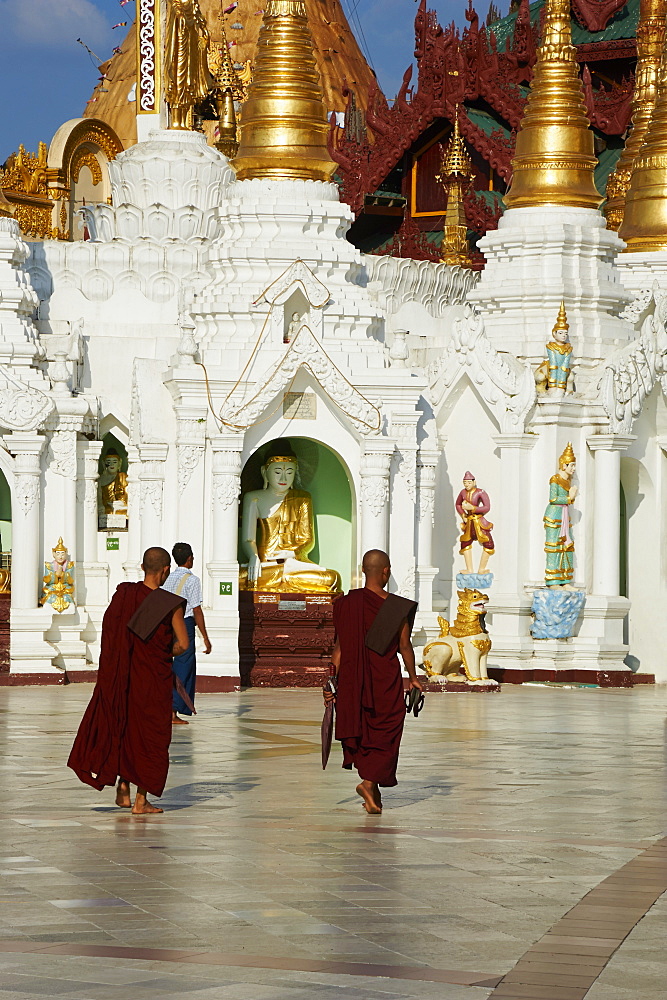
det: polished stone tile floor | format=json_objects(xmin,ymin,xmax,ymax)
[{"xmin": 0, "ymin": 684, "xmax": 665, "ymax": 999}]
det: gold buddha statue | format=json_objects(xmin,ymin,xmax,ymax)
[
  {"xmin": 239, "ymin": 441, "xmax": 341, "ymax": 594},
  {"xmin": 98, "ymin": 449, "xmax": 128, "ymax": 517},
  {"xmin": 164, "ymin": 0, "xmax": 212, "ymax": 130}
]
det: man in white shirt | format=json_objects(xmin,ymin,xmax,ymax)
[{"xmin": 163, "ymin": 542, "xmax": 212, "ymax": 725}]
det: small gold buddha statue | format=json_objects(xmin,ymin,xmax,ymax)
[
  {"xmin": 98, "ymin": 449, "xmax": 128, "ymax": 518},
  {"xmin": 239, "ymin": 440, "xmax": 341, "ymax": 594},
  {"xmin": 164, "ymin": 0, "xmax": 212, "ymax": 130}
]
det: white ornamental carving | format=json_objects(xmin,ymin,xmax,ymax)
[
  {"xmin": 0, "ymin": 365, "xmax": 54, "ymax": 432},
  {"xmin": 365, "ymin": 254, "xmax": 477, "ymax": 318},
  {"xmin": 212, "ymin": 474, "xmax": 239, "ymax": 510},
  {"xmin": 600, "ymin": 286, "xmax": 667, "ymax": 434},
  {"xmin": 15, "ymin": 474, "xmax": 40, "ymax": 515},
  {"xmin": 360, "ymin": 477, "xmax": 388, "ymax": 518},
  {"xmin": 77, "ymin": 478, "xmax": 98, "ymax": 515},
  {"xmin": 48, "ymin": 430, "xmax": 77, "ymax": 478},
  {"xmin": 428, "ymin": 305, "xmax": 535, "ymax": 434},
  {"xmin": 254, "ymin": 259, "xmax": 330, "ymax": 308},
  {"xmin": 178, "ymin": 445, "xmax": 202, "ymax": 494},
  {"xmin": 138, "ymin": 0, "xmax": 157, "ymax": 112},
  {"xmin": 142, "ymin": 480, "xmax": 163, "ymax": 518},
  {"xmin": 418, "ymin": 489, "xmax": 435, "ymax": 525},
  {"xmin": 399, "ymin": 561, "xmax": 416, "ymax": 600},
  {"xmin": 220, "ymin": 325, "xmax": 381, "ymax": 434}
]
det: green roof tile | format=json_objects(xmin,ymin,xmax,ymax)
[{"xmin": 490, "ymin": 0, "xmax": 637, "ymax": 49}]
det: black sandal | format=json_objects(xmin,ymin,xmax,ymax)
[{"xmin": 405, "ymin": 688, "xmax": 425, "ymax": 717}]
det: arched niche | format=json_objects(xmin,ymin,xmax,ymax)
[
  {"xmin": 98, "ymin": 432, "xmax": 129, "ymax": 533},
  {"xmin": 238, "ymin": 436, "xmax": 354, "ymax": 591}
]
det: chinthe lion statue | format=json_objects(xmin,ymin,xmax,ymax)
[{"xmin": 420, "ymin": 588, "xmax": 497, "ymax": 685}]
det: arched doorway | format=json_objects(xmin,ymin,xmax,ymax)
[
  {"xmin": 237, "ymin": 436, "xmax": 354, "ymax": 686},
  {"xmin": 0, "ymin": 468, "xmax": 11, "ymax": 673}
]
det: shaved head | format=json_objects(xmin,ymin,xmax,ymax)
[
  {"xmin": 362, "ymin": 549, "xmax": 391, "ymax": 579},
  {"xmin": 142, "ymin": 547, "xmax": 171, "ymax": 574}
]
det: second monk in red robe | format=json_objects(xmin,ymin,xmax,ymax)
[
  {"xmin": 329, "ymin": 550, "xmax": 422, "ymax": 814},
  {"xmin": 68, "ymin": 547, "xmax": 189, "ymax": 815}
]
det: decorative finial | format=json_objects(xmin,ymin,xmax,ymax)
[
  {"xmin": 606, "ymin": 0, "xmax": 667, "ymax": 231},
  {"xmin": 559, "ymin": 442, "xmax": 576, "ymax": 468},
  {"xmin": 231, "ymin": 0, "xmax": 335, "ymax": 181},
  {"xmin": 620, "ymin": 22, "xmax": 667, "ymax": 250},
  {"xmin": 504, "ymin": 0, "xmax": 601, "ymax": 210},
  {"xmin": 436, "ymin": 110, "xmax": 474, "ymax": 267},
  {"xmin": 553, "ymin": 301, "xmax": 569, "ymax": 333},
  {"xmin": 53, "ymin": 537, "xmax": 67, "ymax": 553}
]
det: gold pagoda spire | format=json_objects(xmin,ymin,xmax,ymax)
[
  {"xmin": 212, "ymin": 7, "xmax": 242, "ymax": 158},
  {"xmin": 0, "ymin": 186, "xmax": 14, "ymax": 219},
  {"xmin": 606, "ymin": 0, "xmax": 667, "ymax": 231},
  {"xmin": 504, "ymin": 0, "xmax": 601, "ymax": 210},
  {"xmin": 437, "ymin": 112, "xmax": 474, "ymax": 267},
  {"xmin": 232, "ymin": 0, "xmax": 335, "ymax": 181},
  {"xmin": 619, "ymin": 20, "xmax": 667, "ymax": 250}
]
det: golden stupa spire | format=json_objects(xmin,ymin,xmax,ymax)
[
  {"xmin": 212, "ymin": 7, "xmax": 242, "ymax": 158},
  {"xmin": 231, "ymin": 0, "xmax": 335, "ymax": 181},
  {"xmin": 606, "ymin": 0, "xmax": 667, "ymax": 231},
  {"xmin": 619, "ymin": 21, "xmax": 667, "ymax": 250},
  {"xmin": 437, "ymin": 111, "xmax": 474, "ymax": 267},
  {"xmin": 504, "ymin": 0, "xmax": 601, "ymax": 210},
  {"xmin": 0, "ymin": 186, "xmax": 14, "ymax": 219}
]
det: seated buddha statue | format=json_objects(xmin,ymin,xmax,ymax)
[{"xmin": 239, "ymin": 441, "xmax": 341, "ymax": 594}]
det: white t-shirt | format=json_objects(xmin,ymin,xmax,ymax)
[{"xmin": 162, "ymin": 567, "xmax": 203, "ymax": 619}]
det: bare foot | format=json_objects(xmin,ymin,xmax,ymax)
[
  {"xmin": 115, "ymin": 781, "xmax": 131, "ymax": 808},
  {"xmin": 373, "ymin": 786, "xmax": 383, "ymax": 811},
  {"xmin": 132, "ymin": 790, "xmax": 163, "ymax": 815},
  {"xmin": 356, "ymin": 782, "xmax": 381, "ymax": 815},
  {"xmin": 132, "ymin": 800, "xmax": 164, "ymax": 815},
  {"xmin": 172, "ymin": 714, "xmax": 189, "ymax": 725}
]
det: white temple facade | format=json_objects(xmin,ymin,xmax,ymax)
[{"xmin": 1, "ymin": 0, "xmax": 667, "ymax": 687}]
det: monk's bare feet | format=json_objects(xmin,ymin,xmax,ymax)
[
  {"xmin": 373, "ymin": 786, "xmax": 383, "ymax": 811},
  {"xmin": 172, "ymin": 713, "xmax": 189, "ymax": 725},
  {"xmin": 356, "ymin": 781, "xmax": 382, "ymax": 815},
  {"xmin": 132, "ymin": 790, "xmax": 163, "ymax": 815},
  {"xmin": 115, "ymin": 781, "xmax": 131, "ymax": 808}
]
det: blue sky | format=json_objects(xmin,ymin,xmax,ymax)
[{"xmin": 0, "ymin": 0, "xmax": 508, "ymax": 162}]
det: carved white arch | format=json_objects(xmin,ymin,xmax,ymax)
[
  {"xmin": 428, "ymin": 305, "xmax": 535, "ymax": 434},
  {"xmin": 0, "ymin": 368, "xmax": 54, "ymax": 433},
  {"xmin": 220, "ymin": 324, "xmax": 381, "ymax": 435},
  {"xmin": 254, "ymin": 259, "xmax": 330, "ymax": 308}
]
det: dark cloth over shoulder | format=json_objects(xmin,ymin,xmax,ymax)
[
  {"xmin": 128, "ymin": 587, "xmax": 186, "ymax": 641},
  {"xmin": 364, "ymin": 593, "xmax": 417, "ymax": 655},
  {"xmin": 68, "ymin": 582, "xmax": 185, "ymax": 797}
]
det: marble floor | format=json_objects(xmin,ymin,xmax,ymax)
[{"xmin": 0, "ymin": 684, "xmax": 665, "ymax": 1000}]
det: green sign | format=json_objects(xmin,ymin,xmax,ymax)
[
  {"xmin": 106, "ymin": 538, "xmax": 120, "ymax": 551},
  {"xmin": 219, "ymin": 581, "xmax": 233, "ymax": 596}
]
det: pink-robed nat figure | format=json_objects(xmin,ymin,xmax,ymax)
[{"xmin": 455, "ymin": 471, "xmax": 494, "ymax": 574}]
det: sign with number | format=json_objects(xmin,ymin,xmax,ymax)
[
  {"xmin": 106, "ymin": 538, "xmax": 120, "ymax": 551},
  {"xmin": 219, "ymin": 581, "xmax": 233, "ymax": 595}
]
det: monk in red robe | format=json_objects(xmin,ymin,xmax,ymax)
[
  {"xmin": 68, "ymin": 547, "xmax": 189, "ymax": 815},
  {"xmin": 326, "ymin": 550, "xmax": 422, "ymax": 814}
]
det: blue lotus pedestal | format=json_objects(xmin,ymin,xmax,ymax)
[{"xmin": 531, "ymin": 589, "xmax": 585, "ymax": 640}]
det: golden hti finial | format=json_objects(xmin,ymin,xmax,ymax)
[
  {"xmin": 212, "ymin": 5, "xmax": 243, "ymax": 157},
  {"xmin": 559, "ymin": 442, "xmax": 576, "ymax": 468},
  {"xmin": 504, "ymin": 0, "xmax": 602, "ymax": 210},
  {"xmin": 436, "ymin": 111, "xmax": 474, "ymax": 267},
  {"xmin": 231, "ymin": 0, "xmax": 335, "ymax": 181},
  {"xmin": 605, "ymin": 0, "xmax": 667, "ymax": 230},
  {"xmin": 620, "ymin": 24, "xmax": 667, "ymax": 250},
  {"xmin": 553, "ymin": 300, "xmax": 569, "ymax": 333}
]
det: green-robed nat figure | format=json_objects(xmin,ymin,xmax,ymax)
[{"xmin": 544, "ymin": 443, "xmax": 578, "ymax": 589}]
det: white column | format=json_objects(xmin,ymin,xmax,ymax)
[
  {"xmin": 588, "ymin": 435, "xmax": 634, "ymax": 597},
  {"xmin": 208, "ymin": 433, "xmax": 243, "ymax": 608},
  {"xmin": 492, "ymin": 434, "xmax": 537, "ymax": 594},
  {"xmin": 123, "ymin": 445, "xmax": 143, "ymax": 580},
  {"xmin": 77, "ymin": 440, "xmax": 108, "ymax": 607},
  {"xmin": 138, "ymin": 444, "xmax": 169, "ymax": 554},
  {"xmin": 416, "ymin": 446, "xmax": 439, "ymax": 612},
  {"xmin": 359, "ymin": 439, "xmax": 394, "ymax": 555},
  {"xmin": 7, "ymin": 434, "xmax": 44, "ymax": 610}
]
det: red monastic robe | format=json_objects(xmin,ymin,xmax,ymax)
[
  {"xmin": 333, "ymin": 588, "xmax": 414, "ymax": 788},
  {"xmin": 68, "ymin": 583, "xmax": 184, "ymax": 798}
]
